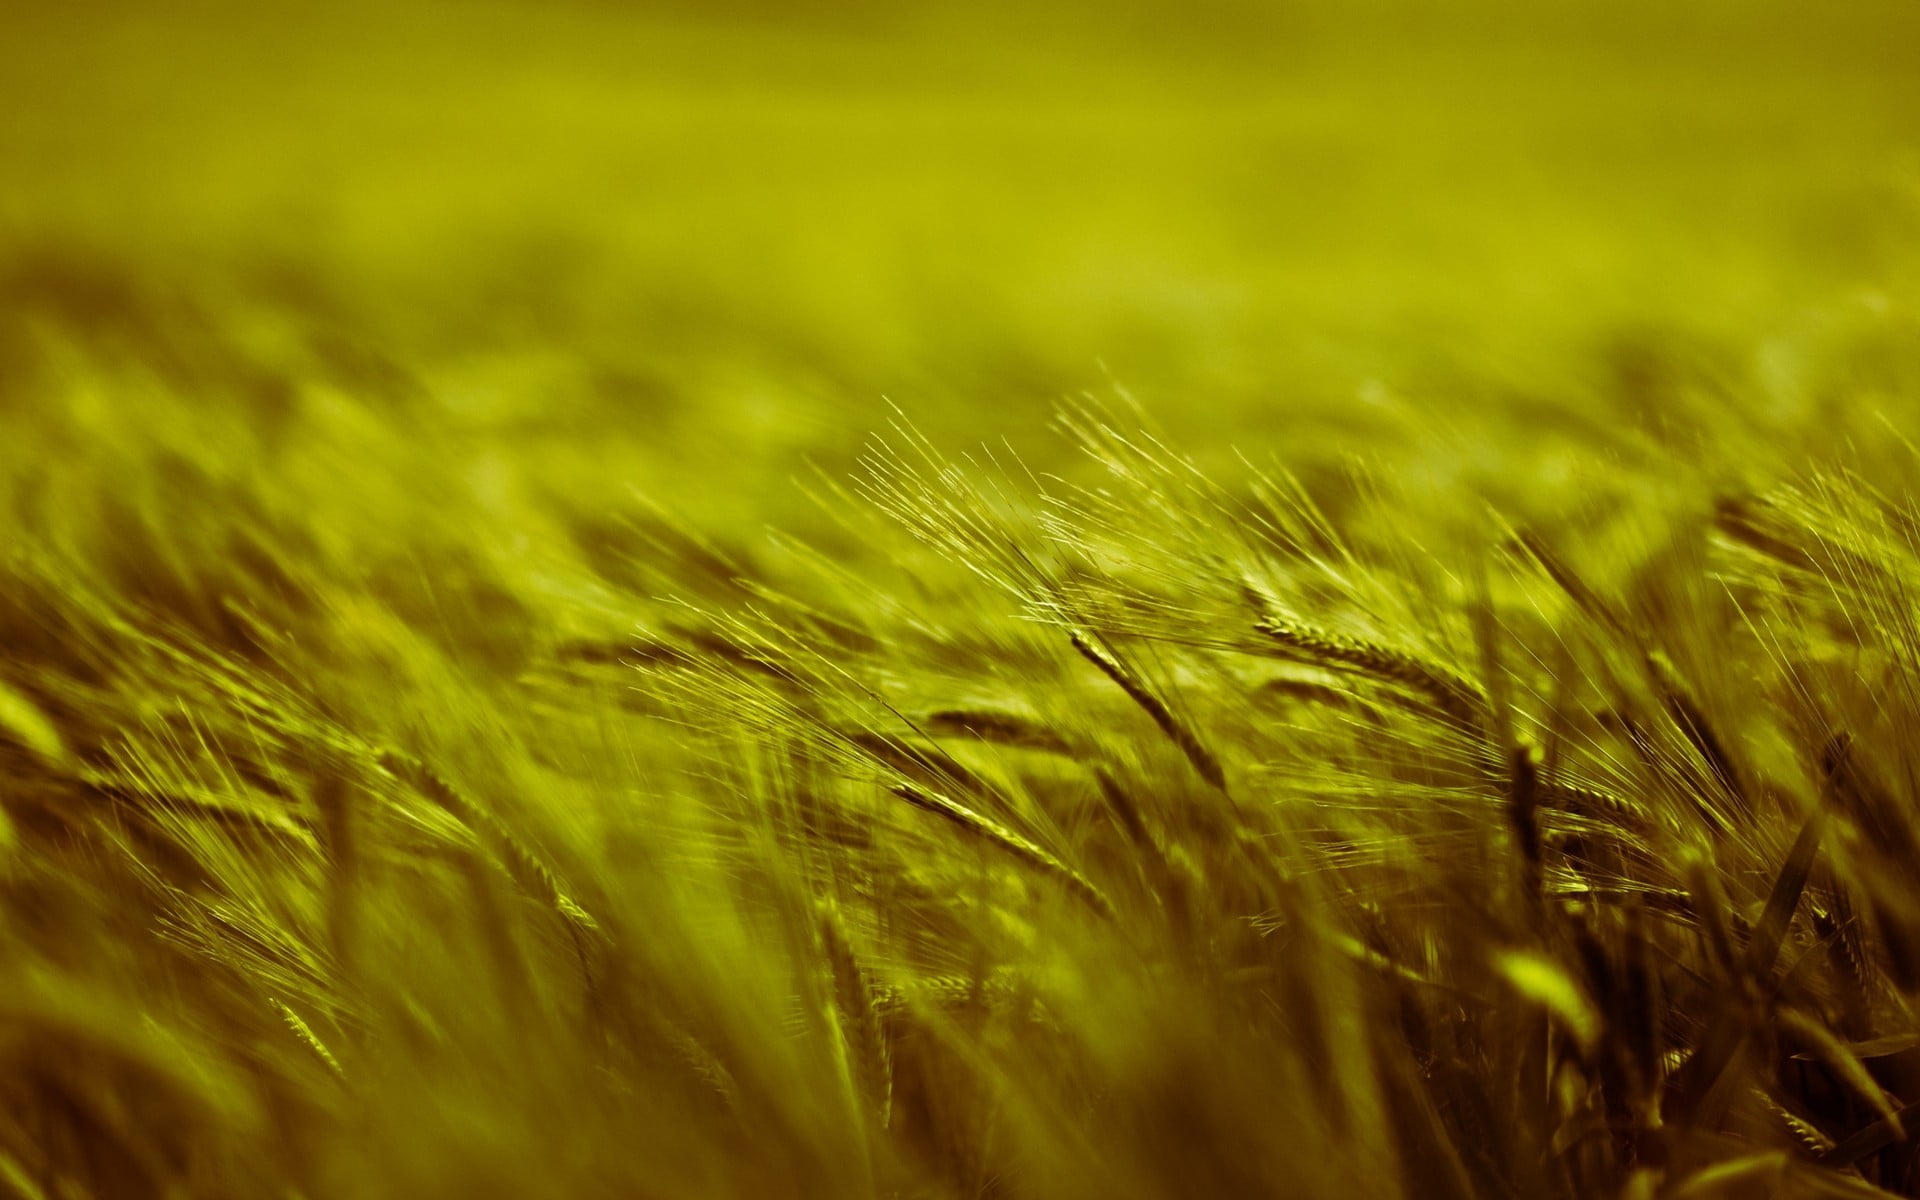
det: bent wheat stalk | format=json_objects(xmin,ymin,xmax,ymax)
[{"xmin": 890, "ymin": 780, "xmax": 1113, "ymax": 919}]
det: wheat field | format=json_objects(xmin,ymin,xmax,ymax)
[{"xmin": 4, "ymin": 1, "xmax": 1920, "ymax": 1196}]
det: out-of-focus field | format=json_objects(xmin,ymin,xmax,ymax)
[
  {"xmin": 7, "ymin": 0, "xmax": 1918, "ymax": 516},
  {"xmin": 8, "ymin": 3, "xmax": 1920, "ymax": 1198}
]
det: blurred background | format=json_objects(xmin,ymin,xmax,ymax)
[{"xmin": 3, "ymin": 0, "xmax": 1918, "ymax": 539}]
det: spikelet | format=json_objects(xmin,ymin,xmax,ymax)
[
  {"xmin": 271, "ymin": 998, "xmax": 343, "ymax": 1078},
  {"xmin": 1069, "ymin": 629, "xmax": 1228, "ymax": 792},
  {"xmin": 1250, "ymin": 611, "xmax": 1486, "ymax": 728},
  {"xmin": 817, "ymin": 901, "xmax": 891, "ymax": 1127},
  {"xmin": 922, "ymin": 708, "xmax": 1075, "ymax": 756},
  {"xmin": 1756, "ymin": 1091, "xmax": 1835, "ymax": 1157},
  {"xmin": 376, "ymin": 750, "xmax": 602, "ymax": 936},
  {"xmin": 890, "ymin": 781, "xmax": 1113, "ymax": 919}
]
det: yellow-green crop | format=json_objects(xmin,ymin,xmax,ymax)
[{"xmin": 3, "ymin": 1, "xmax": 1920, "ymax": 1196}]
